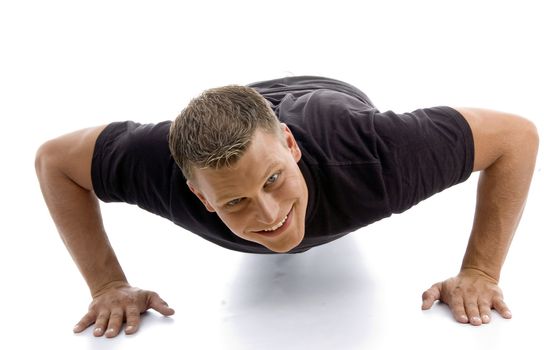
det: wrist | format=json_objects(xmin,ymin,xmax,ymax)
[
  {"xmin": 459, "ymin": 265, "xmax": 499, "ymax": 284},
  {"xmin": 461, "ymin": 245, "xmax": 503, "ymax": 283},
  {"xmin": 91, "ymin": 279, "xmax": 130, "ymax": 298}
]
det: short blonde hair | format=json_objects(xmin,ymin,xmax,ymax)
[{"xmin": 169, "ymin": 85, "xmax": 282, "ymax": 180}]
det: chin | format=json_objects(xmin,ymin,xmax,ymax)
[
  {"xmin": 266, "ymin": 231, "xmax": 305, "ymax": 253},
  {"xmin": 267, "ymin": 245, "xmax": 294, "ymax": 254}
]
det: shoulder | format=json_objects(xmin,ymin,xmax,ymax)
[
  {"xmin": 98, "ymin": 120, "xmax": 171, "ymax": 146},
  {"xmin": 91, "ymin": 120, "xmax": 175, "ymax": 202},
  {"xmin": 94, "ymin": 120, "xmax": 172, "ymax": 159},
  {"xmin": 452, "ymin": 107, "xmax": 538, "ymax": 171},
  {"xmin": 36, "ymin": 125, "xmax": 109, "ymax": 191},
  {"xmin": 283, "ymin": 89, "xmax": 379, "ymax": 164}
]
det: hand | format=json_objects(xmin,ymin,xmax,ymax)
[
  {"xmin": 73, "ymin": 281, "xmax": 175, "ymax": 337},
  {"xmin": 421, "ymin": 268, "xmax": 512, "ymax": 326}
]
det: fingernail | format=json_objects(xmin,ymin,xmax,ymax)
[
  {"xmin": 471, "ymin": 316, "xmax": 482, "ymax": 324},
  {"xmin": 73, "ymin": 325, "xmax": 80, "ymax": 332},
  {"xmin": 460, "ymin": 315, "xmax": 469, "ymax": 322},
  {"xmin": 482, "ymin": 315, "xmax": 490, "ymax": 323},
  {"xmin": 126, "ymin": 326, "xmax": 134, "ymax": 332},
  {"xmin": 505, "ymin": 310, "xmax": 512, "ymax": 318},
  {"xmin": 94, "ymin": 327, "xmax": 102, "ymax": 334}
]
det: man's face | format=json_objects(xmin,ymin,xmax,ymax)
[{"xmin": 187, "ymin": 124, "xmax": 308, "ymax": 253}]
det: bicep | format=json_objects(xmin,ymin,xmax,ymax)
[
  {"xmin": 452, "ymin": 107, "xmax": 535, "ymax": 172},
  {"xmin": 39, "ymin": 125, "xmax": 108, "ymax": 191}
]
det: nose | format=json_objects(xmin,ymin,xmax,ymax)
[{"xmin": 253, "ymin": 192, "xmax": 279, "ymax": 225}]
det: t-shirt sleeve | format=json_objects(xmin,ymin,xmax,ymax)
[
  {"xmin": 374, "ymin": 106, "xmax": 475, "ymax": 213},
  {"xmin": 91, "ymin": 121, "xmax": 175, "ymax": 219}
]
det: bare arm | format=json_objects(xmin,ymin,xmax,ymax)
[
  {"xmin": 35, "ymin": 126, "xmax": 127, "ymax": 296},
  {"xmin": 422, "ymin": 107, "xmax": 539, "ymax": 325},
  {"xmin": 460, "ymin": 107, "xmax": 539, "ymax": 280},
  {"xmin": 35, "ymin": 126, "xmax": 174, "ymax": 337}
]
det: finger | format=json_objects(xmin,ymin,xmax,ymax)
[
  {"xmin": 105, "ymin": 308, "xmax": 125, "ymax": 338},
  {"xmin": 478, "ymin": 301, "xmax": 492, "ymax": 324},
  {"xmin": 464, "ymin": 299, "xmax": 482, "ymax": 326},
  {"xmin": 125, "ymin": 305, "xmax": 141, "ymax": 335},
  {"xmin": 450, "ymin": 293, "xmax": 469, "ymax": 324},
  {"xmin": 492, "ymin": 297, "xmax": 512, "ymax": 319},
  {"xmin": 93, "ymin": 311, "xmax": 110, "ymax": 337},
  {"xmin": 421, "ymin": 284, "xmax": 441, "ymax": 310},
  {"xmin": 149, "ymin": 294, "xmax": 175, "ymax": 316},
  {"xmin": 73, "ymin": 310, "xmax": 97, "ymax": 333}
]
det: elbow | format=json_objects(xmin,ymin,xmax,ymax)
[
  {"xmin": 35, "ymin": 139, "xmax": 60, "ymax": 180},
  {"xmin": 35, "ymin": 142, "xmax": 48, "ymax": 177},
  {"xmin": 520, "ymin": 117, "xmax": 539, "ymax": 156},
  {"xmin": 507, "ymin": 116, "xmax": 539, "ymax": 167},
  {"xmin": 530, "ymin": 120, "xmax": 539, "ymax": 150}
]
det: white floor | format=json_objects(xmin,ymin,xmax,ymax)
[
  {"xmin": 2, "ymin": 1, "xmax": 543, "ymax": 349},
  {"xmin": 4, "ymin": 171, "xmax": 543, "ymax": 350}
]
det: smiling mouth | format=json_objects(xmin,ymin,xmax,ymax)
[
  {"xmin": 262, "ymin": 214, "xmax": 288, "ymax": 232},
  {"xmin": 254, "ymin": 206, "xmax": 294, "ymax": 235}
]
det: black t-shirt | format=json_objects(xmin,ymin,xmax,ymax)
[{"xmin": 91, "ymin": 76, "xmax": 474, "ymax": 254}]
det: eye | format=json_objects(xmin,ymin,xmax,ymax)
[
  {"xmin": 226, "ymin": 198, "xmax": 243, "ymax": 207},
  {"xmin": 265, "ymin": 173, "xmax": 280, "ymax": 186}
]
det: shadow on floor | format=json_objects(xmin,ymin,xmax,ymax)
[{"xmin": 222, "ymin": 236, "xmax": 376, "ymax": 350}]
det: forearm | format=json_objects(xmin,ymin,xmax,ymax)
[
  {"xmin": 422, "ymin": 108, "xmax": 538, "ymax": 324},
  {"xmin": 35, "ymin": 126, "xmax": 175, "ymax": 338},
  {"xmin": 37, "ymin": 160, "xmax": 127, "ymax": 296},
  {"xmin": 462, "ymin": 129, "xmax": 538, "ymax": 281}
]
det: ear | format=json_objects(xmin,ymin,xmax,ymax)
[
  {"xmin": 280, "ymin": 123, "xmax": 302, "ymax": 162},
  {"xmin": 187, "ymin": 180, "xmax": 216, "ymax": 212}
]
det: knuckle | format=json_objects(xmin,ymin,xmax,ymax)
[
  {"xmin": 88, "ymin": 301, "xmax": 100, "ymax": 311},
  {"xmin": 465, "ymin": 301, "xmax": 478, "ymax": 310},
  {"xmin": 79, "ymin": 317, "xmax": 94, "ymax": 326},
  {"xmin": 453, "ymin": 305, "xmax": 465, "ymax": 314},
  {"xmin": 492, "ymin": 296, "xmax": 505, "ymax": 305},
  {"xmin": 83, "ymin": 310, "xmax": 98, "ymax": 320},
  {"xmin": 126, "ymin": 305, "xmax": 140, "ymax": 315},
  {"xmin": 110, "ymin": 311, "xmax": 124, "ymax": 319},
  {"xmin": 479, "ymin": 299, "xmax": 492, "ymax": 308},
  {"xmin": 494, "ymin": 304, "xmax": 507, "ymax": 312},
  {"xmin": 126, "ymin": 314, "xmax": 140, "ymax": 323},
  {"xmin": 451, "ymin": 287, "xmax": 463, "ymax": 297},
  {"xmin": 96, "ymin": 311, "xmax": 111, "ymax": 321},
  {"xmin": 126, "ymin": 294, "xmax": 138, "ymax": 305},
  {"xmin": 422, "ymin": 289, "xmax": 435, "ymax": 298},
  {"xmin": 451, "ymin": 300, "xmax": 464, "ymax": 310},
  {"xmin": 109, "ymin": 298, "xmax": 121, "ymax": 307},
  {"xmin": 95, "ymin": 319, "xmax": 109, "ymax": 327},
  {"xmin": 126, "ymin": 315, "xmax": 140, "ymax": 325},
  {"xmin": 465, "ymin": 286, "xmax": 477, "ymax": 295}
]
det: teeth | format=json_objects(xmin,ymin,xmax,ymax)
[{"xmin": 263, "ymin": 214, "xmax": 288, "ymax": 232}]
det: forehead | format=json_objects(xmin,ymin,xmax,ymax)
[{"xmin": 193, "ymin": 130, "xmax": 287, "ymax": 199}]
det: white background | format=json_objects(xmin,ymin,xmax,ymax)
[{"xmin": 1, "ymin": 0, "xmax": 542, "ymax": 349}]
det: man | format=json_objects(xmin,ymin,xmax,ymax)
[{"xmin": 35, "ymin": 76, "xmax": 539, "ymax": 338}]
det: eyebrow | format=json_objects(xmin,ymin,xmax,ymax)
[{"xmin": 218, "ymin": 161, "xmax": 282, "ymax": 204}]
